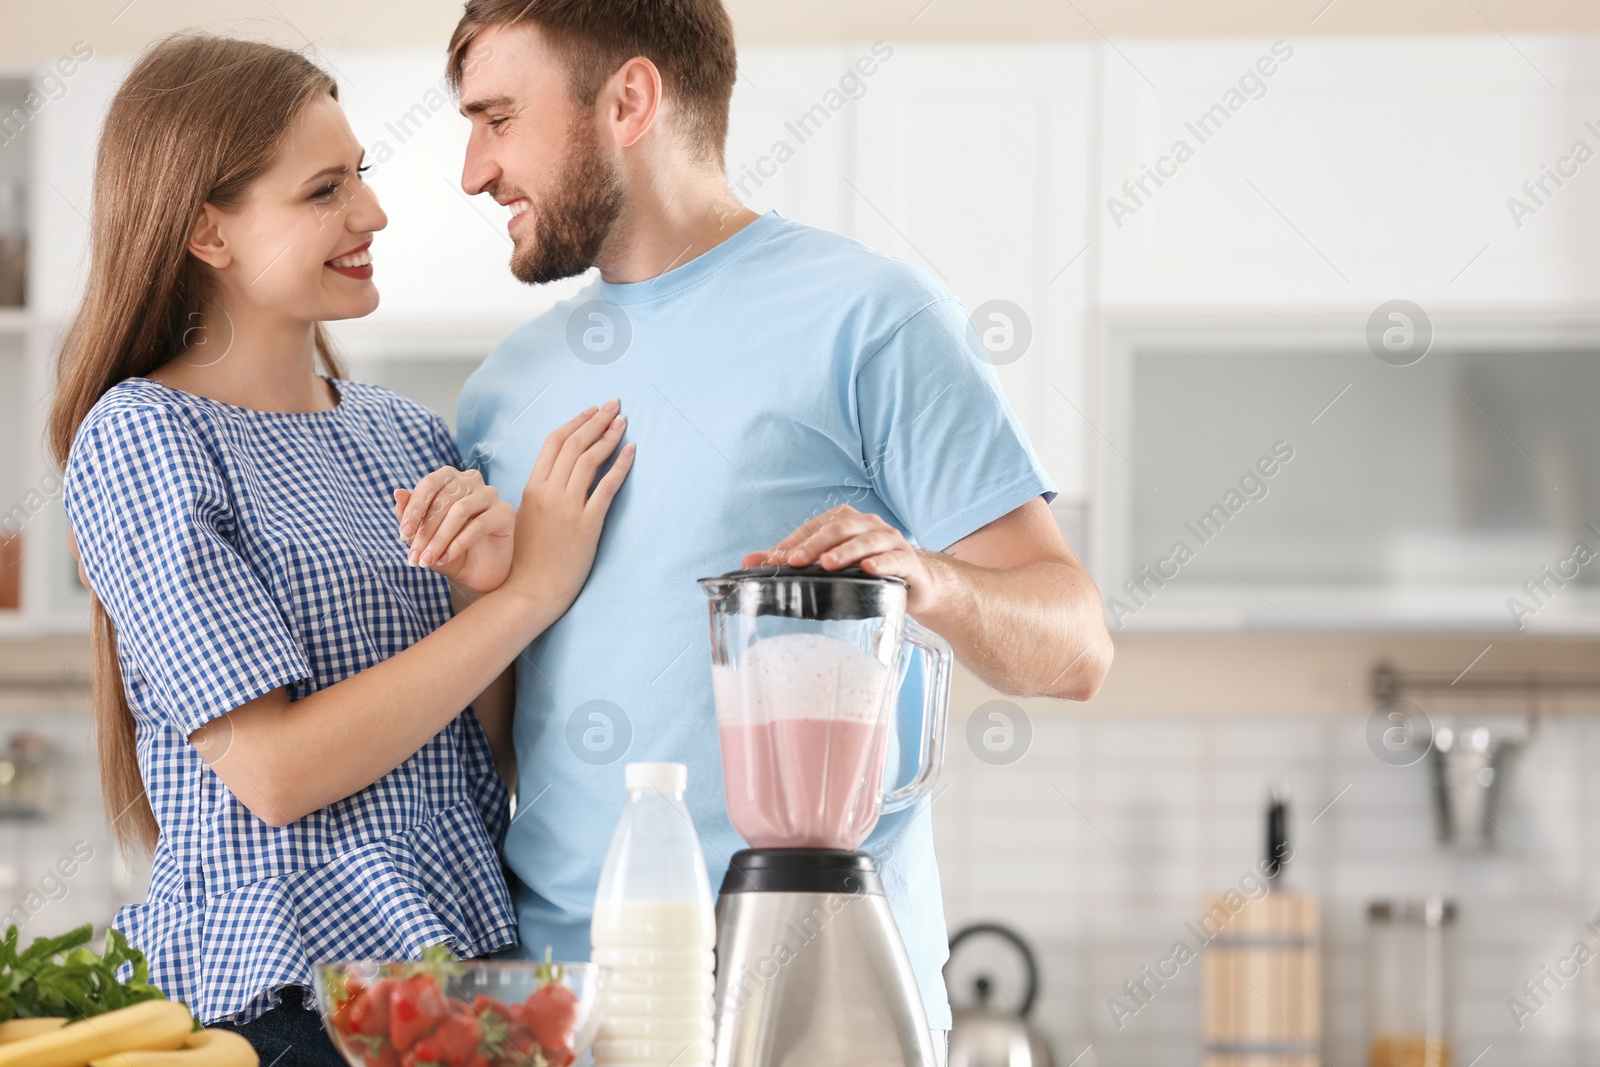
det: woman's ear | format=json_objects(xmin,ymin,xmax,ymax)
[{"xmin": 187, "ymin": 202, "xmax": 231, "ymax": 269}]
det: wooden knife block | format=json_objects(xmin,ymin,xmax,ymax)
[
  {"xmin": 0, "ymin": 533, "xmax": 18, "ymax": 611},
  {"xmin": 1202, "ymin": 890, "xmax": 1321, "ymax": 1067}
]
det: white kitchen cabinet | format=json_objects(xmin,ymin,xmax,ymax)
[
  {"xmin": 850, "ymin": 44, "xmax": 1095, "ymax": 505},
  {"xmin": 1087, "ymin": 36, "xmax": 1600, "ymax": 632},
  {"xmin": 725, "ymin": 47, "xmax": 853, "ymax": 234},
  {"xmin": 0, "ymin": 327, "xmax": 25, "ymax": 539},
  {"xmin": 3, "ymin": 55, "xmax": 117, "ymax": 634},
  {"xmin": 1096, "ymin": 36, "xmax": 1600, "ymax": 308},
  {"xmin": 28, "ymin": 54, "xmax": 123, "ymax": 322},
  {"xmin": 20, "ymin": 54, "xmax": 127, "ymax": 633}
]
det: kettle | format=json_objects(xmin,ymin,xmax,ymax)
[{"xmin": 946, "ymin": 923, "xmax": 1058, "ymax": 1067}]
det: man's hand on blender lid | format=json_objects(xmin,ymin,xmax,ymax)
[{"xmin": 741, "ymin": 503, "xmax": 942, "ymax": 615}]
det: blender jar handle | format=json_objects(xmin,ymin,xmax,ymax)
[{"xmin": 881, "ymin": 618, "xmax": 952, "ymax": 814}]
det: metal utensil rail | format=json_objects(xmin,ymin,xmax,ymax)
[{"xmin": 1372, "ymin": 662, "xmax": 1600, "ymax": 704}]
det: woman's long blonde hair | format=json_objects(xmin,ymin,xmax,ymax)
[{"xmin": 46, "ymin": 35, "xmax": 347, "ymax": 854}]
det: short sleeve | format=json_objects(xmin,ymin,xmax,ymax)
[
  {"xmin": 855, "ymin": 298, "xmax": 1057, "ymax": 552},
  {"xmin": 426, "ymin": 410, "xmax": 465, "ymax": 470},
  {"xmin": 64, "ymin": 404, "xmax": 312, "ymax": 736},
  {"xmin": 454, "ymin": 381, "xmax": 490, "ymax": 480}
]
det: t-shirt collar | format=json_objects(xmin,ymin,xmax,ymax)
[{"xmin": 597, "ymin": 209, "xmax": 781, "ymax": 306}]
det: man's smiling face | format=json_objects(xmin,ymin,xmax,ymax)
[{"xmin": 458, "ymin": 23, "xmax": 625, "ymax": 284}]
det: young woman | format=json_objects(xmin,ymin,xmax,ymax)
[{"xmin": 50, "ymin": 35, "xmax": 633, "ymax": 1067}]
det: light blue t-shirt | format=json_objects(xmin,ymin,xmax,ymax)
[{"xmin": 455, "ymin": 211, "xmax": 1055, "ymax": 1029}]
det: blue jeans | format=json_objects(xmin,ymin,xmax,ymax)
[{"xmin": 210, "ymin": 987, "xmax": 346, "ymax": 1067}]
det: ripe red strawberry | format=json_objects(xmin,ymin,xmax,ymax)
[
  {"xmin": 347, "ymin": 979, "xmax": 394, "ymax": 1039},
  {"xmin": 390, "ymin": 974, "xmax": 447, "ymax": 1052},
  {"xmin": 522, "ymin": 983, "xmax": 579, "ymax": 1063},
  {"xmin": 404, "ymin": 1011, "xmax": 479, "ymax": 1067}
]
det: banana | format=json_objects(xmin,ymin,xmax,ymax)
[
  {"xmin": 0, "ymin": 1001, "xmax": 193, "ymax": 1067},
  {"xmin": 88, "ymin": 1029, "xmax": 258, "ymax": 1067},
  {"xmin": 0, "ymin": 1021, "xmax": 67, "ymax": 1046}
]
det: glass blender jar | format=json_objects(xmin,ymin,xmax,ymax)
[
  {"xmin": 698, "ymin": 563, "xmax": 952, "ymax": 1066},
  {"xmin": 701, "ymin": 562, "xmax": 950, "ymax": 849}
]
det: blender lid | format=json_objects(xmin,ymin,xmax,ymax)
[
  {"xmin": 705, "ymin": 562, "xmax": 906, "ymax": 584},
  {"xmin": 698, "ymin": 563, "xmax": 907, "ymax": 621}
]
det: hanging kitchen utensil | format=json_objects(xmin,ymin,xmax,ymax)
[
  {"xmin": 1368, "ymin": 663, "xmax": 1545, "ymax": 852},
  {"xmin": 1428, "ymin": 716, "xmax": 1533, "ymax": 849},
  {"xmin": 946, "ymin": 922, "xmax": 1055, "ymax": 1067}
]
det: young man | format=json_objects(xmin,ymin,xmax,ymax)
[{"xmin": 444, "ymin": 0, "xmax": 1113, "ymax": 1054}]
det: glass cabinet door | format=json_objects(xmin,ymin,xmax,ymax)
[{"xmin": 1106, "ymin": 328, "xmax": 1600, "ymax": 629}]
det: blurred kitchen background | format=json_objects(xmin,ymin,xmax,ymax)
[{"xmin": 6, "ymin": 1, "xmax": 1600, "ymax": 1064}]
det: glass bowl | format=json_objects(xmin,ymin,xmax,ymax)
[{"xmin": 314, "ymin": 959, "xmax": 603, "ymax": 1067}]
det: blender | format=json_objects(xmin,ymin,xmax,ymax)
[{"xmin": 698, "ymin": 563, "xmax": 952, "ymax": 1065}]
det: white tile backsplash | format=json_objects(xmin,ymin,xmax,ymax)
[{"xmin": 935, "ymin": 711, "xmax": 1600, "ymax": 1067}]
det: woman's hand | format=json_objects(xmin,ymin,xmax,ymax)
[
  {"xmin": 395, "ymin": 466, "xmax": 514, "ymax": 594},
  {"xmin": 506, "ymin": 399, "xmax": 634, "ymax": 608}
]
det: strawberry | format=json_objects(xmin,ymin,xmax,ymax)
[
  {"xmin": 471, "ymin": 995, "xmax": 517, "ymax": 1022},
  {"xmin": 347, "ymin": 979, "xmax": 394, "ymax": 1039},
  {"xmin": 390, "ymin": 974, "xmax": 447, "ymax": 1052},
  {"xmin": 329, "ymin": 977, "xmax": 361, "ymax": 1033},
  {"xmin": 522, "ymin": 983, "xmax": 579, "ymax": 1062},
  {"xmin": 404, "ymin": 1011, "xmax": 479, "ymax": 1067},
  {"xmin": 485, "ymin": 1022, "xmax": 538, "ymax": 1067},
  {"xmin": 329, "ymin": 1001, "xmax": 356, "ymax": 1034}
]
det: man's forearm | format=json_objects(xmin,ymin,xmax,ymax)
[{"xmin": 914, "ymin": 552, "xmax": 1113, "ymax": 701}]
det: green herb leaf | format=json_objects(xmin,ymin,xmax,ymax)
[{"xmin": 0, "ymin": 924, "xmax": 171, "ymax": 1022}]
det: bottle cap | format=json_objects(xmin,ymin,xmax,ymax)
[{"xmin": 626, "ymin": 762, "xmax": 687, "ymax": 795}]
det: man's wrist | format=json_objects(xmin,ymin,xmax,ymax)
[{"xmin": 911, "ymin": 549, "xmax": 969, "ymax": 625}]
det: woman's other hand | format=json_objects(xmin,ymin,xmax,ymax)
[{"xmin": 506, "ymin": 399, "xmax": 633, "ymax": 609}]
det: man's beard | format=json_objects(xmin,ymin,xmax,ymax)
[{"xmin": 508, "ymin": 119, "xmax": 624, "ymax": 285}]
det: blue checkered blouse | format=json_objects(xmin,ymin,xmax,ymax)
[{"xmin": 63, "ymin": 376, "xmax": 518, "ymax": 1025}]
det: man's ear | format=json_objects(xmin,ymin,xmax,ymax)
[
  {"xmin": 607, "ymin": 55, "xmax": 662, "ymax": 149},
  {"xmin": 187, "ymin": 202, "xmax": 231, "ymax": 269}
]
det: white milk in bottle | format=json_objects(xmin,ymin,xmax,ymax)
[{"xmin": 591, "ymin": 762, "xmax": 716, "ymax": 1067}]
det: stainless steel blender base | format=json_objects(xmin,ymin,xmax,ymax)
[{"xmin": 713, "ymin": 852, "xmax": 935, "ymax": 1065}]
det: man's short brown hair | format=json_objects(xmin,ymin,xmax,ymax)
[{"xmin": 447, "ymin": 0, "xmax": 738, "ymax": 163}]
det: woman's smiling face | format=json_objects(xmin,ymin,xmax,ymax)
[{"xmin": 196, "ymin": 93, "xmax": 387, "ymax": 324}]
